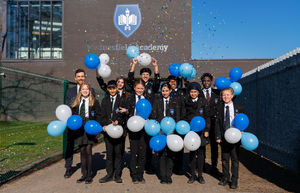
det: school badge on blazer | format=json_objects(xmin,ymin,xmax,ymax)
[
  {"xmin": 199, "ymin": 108, "xmax": 203, "ymax": 115},
  {"xmin": 214, "ymin": 98, "xmax": 218, "ymax": 104},
  {"xmin": 170, "ymin": 109, "xmax": 174, "ymax": 115},
  {"xmin": 91, "ymin": 111, "xmax": 95, "ymax": 117}
]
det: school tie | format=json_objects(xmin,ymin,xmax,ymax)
[
  {"xmin": 164, "ymin": 99, "xmax": 169, "ymax": 116},
  {"xmin": 80, "ymin": 99, "xmax": 86, "ymax": 120},
  {"xmin": 224, "ymin": 106, "xmax": 230, "ymax": 130},
  {"xmin": 138, "ymin": 95, "xmax": 141, "ymax": 101},
  {"xmin": 111, "ymin": 97, "xmax": 115, "ymax": 111},
  {"xmin": 206, "ymin": 89, "xmax": 210, "ymax": 103}
]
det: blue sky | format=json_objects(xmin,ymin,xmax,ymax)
[{"xmin": 191, "ymin": 0, "xmax": 300, "ymax": 59}]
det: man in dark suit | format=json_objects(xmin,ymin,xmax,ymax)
[
  {"xmin": 64, "ymin": 69, "xmax": 95, "ymax": 178},
  {"xmin": 200, "ymin": 73, "xmax": 220, "ymax": 174}
]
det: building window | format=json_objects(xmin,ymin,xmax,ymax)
[{"xmin": 6, "ymin": 0, "xmax": 62, "ymax": 59}]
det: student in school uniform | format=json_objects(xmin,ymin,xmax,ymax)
[
  {"xmin": 215, "ymin": 87, "xmax": 244, "ymax": 189},
  {"xmin": 200, "ymin": 73, "xmax": 220, "ymax": 173},
  {"xmin": 151, "ymin": 83, "xmax": 183, "ymax": 184},
  {"xmin": 71, "ymin": 83, "xmax": 101, "ymax": 184},
  {"xmin": 126, "ymin": 79, "xmax": 151, "ymax": 183},
  {"xmin": 184, "ymin": 82, "xmax": 211, "ymax": 184},
  {"xmin": 98, "ymin": 80, "xmax": 127, "ymax": 184}
]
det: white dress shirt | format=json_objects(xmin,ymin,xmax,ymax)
[
  {"xmin": 192, "ymin": 97, "xmax": 198, "ymax": 102},
  {"xmin": 202, "ymin": 87, "xmax": 211, "ymax": 99},
  {"xmin": 224, "ymin": 102, "xmax": 234, "ymax": 127},
  {"xmin": 79, "ymin": 97, "xmax": 89, "ymax": 118},
  {"xmin": 134, "ymin": 95, "xmax": 145, "ymax": 115}
]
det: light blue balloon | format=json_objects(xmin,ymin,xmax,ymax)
[
  {"xmin": 47, "ymin": 120, "xmax": 67, "ymax": 137},
  {"xmin": 160, "ymin": 117, "xmax": 176, "ymax": 135},
  {"xmin": 179, "ymin": 63, "xmax": 193, "ymax": 78},
  {"xmin": 145, "ymin": 120, "xmax": 161, "ymax": 136},
  {"xmin": 126, "ymin": 46, "xmax": 140, "ymax": 59},
  {"xmin": 230, "ymin": 82, "xmax": 243, "ymax": 95},
  {"xmin": 241, "ymin": 132, "xmax": 259, "ymax": 151},
  {"xmin": 175, "ymin": 120, "xmax": 190, "ymax": 135}
]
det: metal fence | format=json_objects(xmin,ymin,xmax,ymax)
[{"xmin": 235, "ymin": 48, "xmax": 300, "ymax": 172}]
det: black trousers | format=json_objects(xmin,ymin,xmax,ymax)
[
  {"xmin": 65, "ymin": 129, "xmax": 74, "ymax": 170},
  {"xmin": 159, "ymin": 147, "xmax": 175, "ymax": 180},
  {"xmin": 144, "ymin": 134, "xmax": 153, "ymax": 171},
  {"xmin": 209, "ymin": 128, "xmax": 219, "ymax": 168},
  {"xmin": 80, "ymin": 144, "xmax": 93, "ymax": 178},
  {"xmin": 220, "ymin": 141, "xmax": 240, "ymax": 182},
  {"xmin": 129, "ymin": 130, "xmax": 147, "ymax": 179},
  {"xmin": 104, "ymin": 134, "xmax": 124, "ymax": 178},
  {"xmin": 189, "ymin": 146, "xmax": 206, "ymax": 178}
]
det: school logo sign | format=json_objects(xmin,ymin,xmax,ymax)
[{"xmin": 113, "ymin": 4, "xmax": 142, "ymax": 38}]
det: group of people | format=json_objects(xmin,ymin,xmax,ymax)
[{"xmin": 63, "ymin": 57, "xmax": 243, "ymax": 189}]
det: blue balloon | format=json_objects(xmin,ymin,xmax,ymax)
[
  {"xmin": 233, "ymin": 113, "xmax": 249, "ymax": 131},
  {"xmin": 84, "ymin": 120, "xmax": 103, "ymax": 135},
  {"xmin": 67, "ymin": 115, "xmax": 83, "ymax": 130},
  {"xmin": 160, "ymin": 117, "xmax": 176, "ymax": 135},
  {"xmin": 189, "ymin": 67, "xmax": 197, "ymax": 79},
  {"xmin": 229, "ymin": 67, "xmax": 243, "ymax": 82},
  {"xmin": 241, "ymin": 132, "xmax": 259, "ymax": 151},
  {"xmin": 149, "ymin": 134, "xmax": 167, "ymax": 152},
  {"xmin": 47, "ymin": 120, "xmax": 67, "ymax": 137},
  {"xmin": 168, "ymin": 63, "xmax": 181, "ymax": 77},
  {"xmin": 230, "ymin": 82, "xmax": 243, "ymax": 95},
  {"xmin": 215, "ymin": 77, "xmax": 231, "ymax": 90},
  {"xmin": 84, "ymin": 54, "xmax": 100, "ymax": 69},
  {"xmin": 190, "ymin": 116, "xmax": 206, "ymax": 132},
  {"xmin": 126, "ymin": 45, "xmax": 140, "ymax": 59},
  {"xmin": 145, "ymin": 120, "xmax": 161, "ymax": 136},
  {"xmin": 179, "ymin": 63, "xmax": 193, "ymax": 78},
  {"xmin": 175, "ymin": 120, "xmax": 190, "ymax": 135},
  {"xmin": 136, "ymin": 99, "xmax": 152, "ymax": 119}
]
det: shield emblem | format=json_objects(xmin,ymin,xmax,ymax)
[
  {"xmin": 113, "ymin": 4, "xmax": 142, "ymax": 38},
  {"xmin": 170, "ymin": 109, "xmax": 174, "ymax": 115}
]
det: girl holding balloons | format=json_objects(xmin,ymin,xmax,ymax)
[
  {"xmin": 184, "ymin": 82, "xmax": 211, "ymax": 184},
  {"xmin": 71, "ymin": 83, "xmax": 101, "ymax": 184}
]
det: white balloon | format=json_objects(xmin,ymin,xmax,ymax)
[
  {"xmin": 55, "ymin": 104, "xmax": 72, "ymax": 123},
  {"xmin": 99, "ymin": 53, "xmax": 110, "ymax": 65},
  {"xmin": 183, "ymin": 131, "xmax": 201, "ymax": 151},
  {"xmin": 224, "ymin": 127, "xmax": 241, "ymax": 144},
  {"xmin": 167, "ymin": 134, "xmax": 184, "ymax": 152},
  {"xmin": 97, "ymin": 64, "xmax": 112, "ymax": 78},
  {"xmin": 106, "ymin": 124, "xmax": 124, "ymax": 139},
  {"xmin": 137, "ymin": 53, "xmax": 152, "ymax": 66},
  {"xmin": 127, "ymin": 116, "xmax": 146, "ymax": 132}
]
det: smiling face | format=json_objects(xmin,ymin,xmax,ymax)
[
  {"xmin": 161, "ymin": 86, "xmax": 171, "ymax": 99},
  {"xmin": 134, "ymin": 83, "xmax": 145, "ymax": 96},
  {"xmin": 75, "ymin": 72, "xmax": 85, "ymax": 85},
  {"xmin": 80, "ymin": 84, "xmax": 90, "ymax": 98},
  {"xmin": 202, "ymin": 76, "xmax": 212, "ymax": 89},
  {"xmin": 189, "ymin": 89, "xmax": 199, "ymax": 99},
  {"xmin": 117, "ymin": 78, "xmax": 125, "ymax": 90},
  {"xmin": 141, "ymin": 72, "xmax": 150, "ymax": 83},
  {"xmin": 107, "ymin": 86, "xmax": 118, "ymax": 96},
  {"xmin": 169, "ymin": 79, "xmax": 177, "ymax": 90},
  {"xmin": 222, "ymin": 89, "xmax": 234, "ymax": 104}
]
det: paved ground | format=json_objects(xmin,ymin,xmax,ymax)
[{"xmin": 0, "ymin": 138, "xmax": 297, "ymax": 193}]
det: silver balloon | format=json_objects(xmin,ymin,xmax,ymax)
[
  {"xmin": 183, "ymin": 131, "xmax": 201, "ymax": 151},
  {"xmin": 99, "ymin": 53, "xmax": 110, "ymax": 65},
  {"xmin": 97, "ymin": 64, "xmax": 112, "ymax": 78},
  {"xmin": 55, "ymin": 104, "xmax": 72, "ymax": 123},
  {"xmin": 167, "ymin": 134, "xmax": 184, "ymax": 152},
  {"xmin": 137, "ymin": 53, "xmax": 152, "ymax": 66},
  {"xmin": 224, "ymin": 127, "xmax": 241, "ymax": 144},
  {"xmin": 127, "ymin": 116, "xmax": 145, "ymax": 132},
  {"xmin": 106, "ymin": 124, "xmax": 124, "ymax": 139}
]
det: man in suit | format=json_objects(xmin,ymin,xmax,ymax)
[
  {"xmin": 64, "ymin": 69, "xmax": 95, "ymax": 178},
  {"xmin": 200, "ymin": 73, "xmax": 220, "ymax": 174}
]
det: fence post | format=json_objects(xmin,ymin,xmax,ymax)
[{"xmin": 62, "ymin": 80, "xmax": 69, "ymax": 158}]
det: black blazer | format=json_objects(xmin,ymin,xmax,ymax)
[
  {"xmin": 215, "ymin": 102, "xmax": 244, "ymax": 140},
  {"xmin": 66, "ymin": 86, "xmax": 96, "ymax": 107}
]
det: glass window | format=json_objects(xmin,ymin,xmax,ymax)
[{"xmin": 6, "ymin": 1, "xmax": 63, "ymax": 59}]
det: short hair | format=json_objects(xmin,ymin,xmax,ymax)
[
  {"xmin": 221, "ymin": 87, "xmax": 235, "ymax": 96},
  {"xmin": 160, "ymin": 82, "xmax": 172, "ymax": 90},
  {"xmin": 201, "ymin": 73, "xmax": 213, "ymax": 81},
  {"xmin": 107, "ymin": 80, "xmax": 117, "ymax": 88},
  {"xmin": 75, "ymin": 69, "xmax": 86, "ymax": 76},
  {"xmin": 167, "ymin": 75, "xmax": 177, "ymax": 82},
  {"xmin": 140, "ymin": 68, "xmax": 152, "ymax": 76},
  {"xmin": 188, "ymin": 82, "xmax": 201, "ymax": 92}
]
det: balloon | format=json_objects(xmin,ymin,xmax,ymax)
[
  {"xmin": 106, "ymin": 124, "xmax": 124, "ymax": 139},
  {"xmin": 84, "ymin": 120, "xmax": 102, "ymax": 135},
  {"xmin": 187, "ymin": 67, "xmax": 197, "ymax": 79},
  {"xmin": 144, "ymin": 120, "xmax": 161, "ymax": 136},
  {"xmin": 241, "ymin": 132, "xmax": 259, "ymax": 151},
  {"xmin": 230, "ymin": 82, "xmax": 243, "ymax": 95},
  {"xmin": 149, "ymin": 134, "xmax": 167, "ymax": 152},
  {"xmin": 215, "ymin": 77, "xmax": 231, "ymax": 90},
  {"xmin": 47, "ymin": 120, "xmax": 67, "ymax": 136},
  {"xmin": 179, "ymin": 63, "xmax": 193, "ymax": 78},
  {"xmin": 137, "ymin": 53, "xmax": 152, "ymax": 66},
  {"xmin": 67, "ymin": 115, "xmax": 83, "ymax": 130},
  {"xmin": 126, "ymin": 45, "xmax": 139, "ymax": 59},
  {"xmin": 84, "ymin": 54, "xmax": 100, "ymax": 69},
  {"xmin": 175, "ymin": 120, "xmax": 190, "ymax": 135},
  {"xmin": 229, "ymin": 67, "xmax": 243, "ymax": 82},
  {"xmin": 233, "ymin": 113, "xmax": 249, "ymax": 131},
  {"xmin": 160, "ymin": 117, "xmax": 176, "ymax": 135},
  {"xmin": 168, "ymin": 63, "xmax": 181, "ymax": 77},
  {"xmin": 136, "ymin": 99, "xmax": 152, "ymax": 119},
  {"xmin": 167, "ymin": 134, "xmax": 184, "ymax": 152},
  {"xmin": 99, "ymin": 53, "xmax": 110, "ymax": 65},
  {"xmin": 55, "ymin": 104, "xmax": 72, "ymax": 123},
  {"xmin": 97, "ymin": 64, "xmax": 112, "ymax": 78},
  {"xmin": 224, "ymin": 127, "xmax": 242, "ymax": 144},
  {"xmin": 127, "ymin": 116, "xmax": 146, "ymax": 132},
  {"xmin": 183, "ymin": 131, "xmax": 201, "ymax": 151},
  {"xmin": 190, "ymin": 116, "xmax": 206, "ymax": 132}
]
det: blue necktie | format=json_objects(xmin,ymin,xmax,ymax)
[{"xmin": 224, "ymin": 106, "xmax": 230, "ymax": 130}]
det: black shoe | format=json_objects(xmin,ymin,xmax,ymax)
[
  {"xmin": 167, "ymin": 177, "xmax": 172, "ymax": 184},
  {"xmin": 99, "ymin": 175, "xmax": 113, "ymax": 183},
  {"xmin": 138, "ymin": 177, "xmax": 145, "ymax": 184},
  {"xmin": 114, "ymin": 176, "xmax": 123, "ymax": 183},
  {"xmin": 77, "ymin": 176, "xmax": 86, "ymax": 183},
  {"xmin": 230, "ymin": 181, "xmax": 238, "ymax": 189},
  {"xmin": 145, "ymin": 168, "xmax": 155, "ymax": 175},
  {"xmin": 64, "ymin": 169, "xmax": 72, "ymax": 178},
  {"xmin": 160, "ymin": 180, "xmax": 167, "ymax": 184},
  {"xmin": 85, "ymin": 177, "xmax": 93, "ymax": 184},
  {"xmin": 198, "ymin": 176, "xmax": 205, "ymax": 184},
  {"xmin": 218, "ymin": 178, "xmax": 228, "ymax": 186},
  {"xmin": 187, "ymin": 176, "xmax": 196, "ymax": 184},
  {"xmin": 173, "ymin": 169, "xmax": 185, "ymax": 175},
  {"xmin": 132, "ymin": 177, "xmax": 139, "ymax": 184},
  {"xmin": 210, "ymin": 167, "xmax": 218, "ymax": 174}
]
